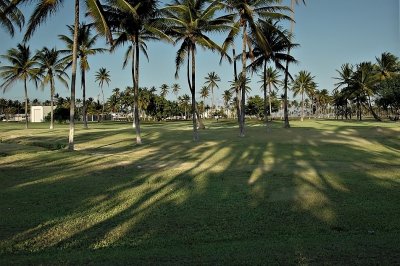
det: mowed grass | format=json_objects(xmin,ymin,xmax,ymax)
[{"xmin": 0, "ymin": 119, "xmax": 399, "ymax": 265}]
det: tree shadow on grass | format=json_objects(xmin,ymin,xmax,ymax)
[{"xmin": 0, "ymin": 121, "xmax": 399, "ymax": 264}]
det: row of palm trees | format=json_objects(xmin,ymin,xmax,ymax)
[
  {"xmin": 0, "ymin": 39, "xmax": 112, "ymax": 130},
  {"xmin": 1, "ymin": 0, "xmax": 305, "ymax": 149}
]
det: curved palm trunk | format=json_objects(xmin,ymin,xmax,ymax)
[
  {"xmin": 82, "ymin": 69, "xmax": 88, "ymax": 129},
  {"xmin": 134, "ymin": 38, "xmax": 141, "ymax": 144},
  {"xmin": 24, "ymin": 78, "xmax": 28, "ymax": 129},
  {"xmin": 50, "ymin": 78, "xmax": 55, "ymax": 129},
  {"xmin": 240, "ymin": 22, "xmax": 247, "ymax": 137},
  {"xmin": 195, "ymin": 105, "xmax": 205, "ymax": 130},
  {"xmin": 367, "ymin": 95, "xmax": 381, "ymax": 121},
  {"xmin": 68, "ymin": 0, "xmax": 79, "ymax": 150},
  {"xmin": 191, "ymin": 45, "xmax": 198, "ymax": 141}
]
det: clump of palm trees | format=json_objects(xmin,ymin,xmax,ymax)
[{"xmin": 334, "ymin": 52, "xmax": 400, "ymax": 121}]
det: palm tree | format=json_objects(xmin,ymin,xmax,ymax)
[
  {"xmin": 230, "ymin": 73, "xmax": 251, "ymax": 99},
  {"xmin": 334, "ymin": 63, "xmax": 353, "ymax": 119},
  {"xmin": 200, "ymin": 86, "xmax": 210, "ymax": 103},
  {"xmin": 245, "ymin": 18, "xmax": 296, "ymax": 125},
  {"xmin": 223, "ymin": 0, "xmax": 291, "ymax": 136},
  {"xmin": 108, "ymin": 0, "xmax": 168, "ymax": 144},
  {"xmin": 316, "ymin": 88, "xmax": 330, "ymax": 117},
  {"xmin": 350, "ymin": 62, "xmax": 381, "ymax": 121},
  {"xmin": 95, "ymin": 67, "xmax": 111, "ymax": 122},
  {"xmin": 59, "ymin": 23, "xmax": 106, "ymax": 129},
  {"xmin": 375, "ymin": 52, "xmax": 399, "ymax": 80},
  {"xmin": 35, "ymin": 47, "xmax": 69, "ymax": 129},
  {"xmin": 291, "ymin": 70, "xmax": 315, "ymax": 121},
  {"xmin": 282, "ymin": 0, "xmax": 306, "ymax": 128},
  {"xmin": 163, "ymin": 0, "xmax": 231, "ymax": 141},
  {"xmin": 0, "ymin": 44, "xmax": 40, "ymax": 129},
  {"xmin": 0, "ymin": 0, "xmax": 24, "ymax": 36},
  {"xmin": 178, "ymin": 94, "xmax": 190, "ymax": 119},
  {"xmin": 222, "ymin": 90, "xmax": 232, "ymax": 117},
  {"xmin": 259, "ymin": 67, "xmax": 281, "ymax": 123},
  {"xmin": 13, "ymin": 0, "xmax": 111, "ymax": 150},
  {"xmin": 160, "ymin": 83, "xmax": 169, "ymax": 99},
  {"xmin": 199, "ymin": 86, "xmax": 210, "ymax": 117},
  {"xmin": 171, "ymin": 83, "xmax": 180, "ymax": 99},
  {"xmin": 204, "ymin": 71, "xmax": 221, "ymax": 111}
]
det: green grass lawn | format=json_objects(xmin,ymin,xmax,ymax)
[{"xmin": 0, "ymin": 119, "xmax": 399, "ymax": 265}]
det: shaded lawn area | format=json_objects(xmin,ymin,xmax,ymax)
[{"xmin": 0, "ymin": 119, "xmax": 399, "ymax": 265}]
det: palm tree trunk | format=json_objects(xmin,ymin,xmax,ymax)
[
  {"xmin": 131, "ymin": 44, "xmax": 136, "ymax": 128},
  {"xmin": 191, "ymin": 45, "xmax": 198, "ymax": 141},
  {"xmin": 134, "ymin": 37, "xmax": 141, "ymax": 144},
  {"xmin": 240, "ymin": 22, "xmax": 247, "ymax": 137},
  {"xmin": 367, "ymin": 95, "xmax": 381, "ymax": 121},
  {"xmin": 211, "ymin": 87, "xmax": 214, "ymax": 113},
  {"xmin": 263, "ymin": 60, "xmax": 268, "ymax": 128},
  {"xmin": 24, "ymin": 78, "xmax": 28, "ymax": 129},
  {"xmin": 283, "ymin": 47, "xmax": 291, "ymax": 128},
  {"xmin": 101, "ymin": 87, "xmax": 105, "ymax": 122},
  {"xmin": 68, "ymin": 0, "xmax": 79, "ymax": 150},
  {"xmin": 268, "ymin": 85, "xmax": 272, "ymax": 120},
  {"xmin": 282, "ymin": 0, "xmax": 296, "ymax": 128},
  {"xmin": 232, "ymin": 46, "xmax": 240, "ymax": 124},
  {"xmin": 195, "ymin": 104, "xmax": 205, "ymax": 130},
  {"xmin": 301, "ymin": 91, "xmax": 304, "ymax": 121},
  {"xmin": 82, "ymin": 69, "xmax": 88, "ymax": 129},
  {"xmin": 50, "ymin": 78, "xmax": 55, "ymax": 129}
]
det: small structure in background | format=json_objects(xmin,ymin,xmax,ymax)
[{"xmin": 31, "ymin": 106, "xmax": 52, "ymax": 122}]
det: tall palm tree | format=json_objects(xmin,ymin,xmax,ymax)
[
  {"xmin": 291, "ymin": 70, "xmax": 315, "ymax": 121},
  {"xmin": 59, "ymin": 23, "xmax": 107, "ymax": 129},
  {"xmin": 282, "ymin": 0, "xmax": 306, "ymax": 128},
  {"xmin": 35, "ymin": 47, "xmax": 69, "ymax": 129},
  {"xmin": 246, "ymin": 18, "xmax": 295, "ymax": 125},
  {"xmin": 350, "ymin": 62, "xmax": 381, "ymax": 121},
  {"xmin": 13, "ymin": 0, "xmax": 111, "ymax": 150},
  {"xmin": 0, "ymin": 44, "xmax": 40, "ymax": 129},
  {"xmin": 108, "ymin": 0, "xmax": 168, "ymax": 144},
  {"xmin": 160, "ymin": 83, "xmax": 169, "ymax": 99},
  {"xmin": 223, "ymin": 0, "xmax": 291, "ymax": 136},
  {"xmin": 259, "ymin": 67, "xmax": 281, "ymax": 123},
  {"xmin": 334, "ymin": 63, "xmax": 353, "ymax": 119},
  {"xmin": 95, "ymin": 67, "xmax": 111, "ymax": 122},
  {"xmin": 204, "ymin": 71, "xmax": 221, "ymax": 111},
  {"xmin": 316, "ymin": 88, "xmax": 330, "ymax": 116},
  {"xmin": 222, "ymin": 89, "xmax": 232, "ymax": 117},
  {"xmin": 200, "ymin": 86, "xmax": 210, "ymax": 104},
  {"xmin": 171, "ymin": 83, "xmax": 180, "ymax": 98},
  {"xmin": 163, "ymin": 0, "xmax": 231, "ymax": 141},
  {"xmin": 0, "ymin": 0, "xmax": 24, "ymax": 36},
  {"xmin": 178, "ymin": 94, "xmax": 190, "ymax": 119}
]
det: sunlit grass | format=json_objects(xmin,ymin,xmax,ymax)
[{"xmin": 0, "ymin": 119, "xmax": 399, "ymax": 264}]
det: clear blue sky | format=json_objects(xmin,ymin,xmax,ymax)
[{"xmin": 0, "ymin": 0, "xmax": 399, "ymax": 105}]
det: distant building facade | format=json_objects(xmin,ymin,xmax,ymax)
[{"xmin": 31, "ymin": 106, "xmax": 52, "ymax": 122}]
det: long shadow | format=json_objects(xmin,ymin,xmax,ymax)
[{"xmin": 0, "ymin": 120, "xmax": 399, "ymax": 264}]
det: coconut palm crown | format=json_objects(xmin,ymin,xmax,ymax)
[{"xmin": 0, "ymin": 43, "xmax": 40, "ymax": 129}]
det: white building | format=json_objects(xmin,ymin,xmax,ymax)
[{"xmin": 31, "ymin": 106, "xmax": 52, "ymax": 122}]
